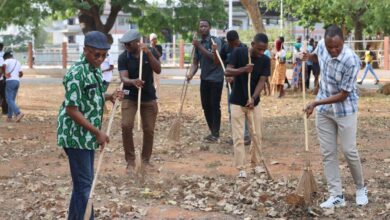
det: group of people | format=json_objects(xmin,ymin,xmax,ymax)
[
  {"xmin": 0, "ymin": 43, "xmax": 24, "ymax": 122},
  {"xmin": 56, "ymin": 22, "xmax": 368, "ymax": 219}
]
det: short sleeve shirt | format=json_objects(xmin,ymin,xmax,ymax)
[
  {"xmin": 195, "ymin": 35, "xmax": 224, "ymax": 82},
  {"xmin": 4, "ymin": 58, "xmax": 21, "ymax": 81},
  {"xmin": 101, "ymin": 53, "xmax": 114, "ymax": 82},
  {"xmin": 228, "ymin": 47, "xmax": 271, "ymax": 107},
  {"xmin": 57, "ymin": 54, "xmax": 106, "ymax": 150},
  {"xmin": 220, "ymin": 43, "xmax": 247, "ymax": 67},
  {"xmin": 314, "ymin": 39, "xmax": 360, "ymax": 117},
  {"xmin": 118, "ymin": 50, "xmax": 159, "ymax": 101}
]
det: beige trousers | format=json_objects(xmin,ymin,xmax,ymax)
[
  {"xmin": 231, "ymin": 104, "xmax": 263, "ymax": 169},
  {"xmin": 316, "ymin": 108, "xmax": 364, "ymax": 196}
]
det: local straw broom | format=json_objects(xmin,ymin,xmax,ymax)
[
  {"xmin": 167, "ymin": 46, "xmax": 195, "ymax": 143},
  {"xmin": 84, "ymin": 83, "xmax": 123, "ymax": 220},
  {"xmin": 295, "ymin": 40, "xmax": 318, "ymax": 205},
  {"xmin": 247, "ymin": 49, "xmax": 273, "ymax": 180}
]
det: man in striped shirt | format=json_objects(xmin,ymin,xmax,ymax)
[{"xmin": 303, "ymin": 25, "xmax": 368, "ymax": 209}]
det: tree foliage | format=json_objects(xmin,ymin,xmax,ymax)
[
  {"xmin": 130, "ymin": 0, "xmax": 227, "ymax": 42},
  {"xmin": 264, "ymin": 0, "xmax": 390, "ymax": 37}
]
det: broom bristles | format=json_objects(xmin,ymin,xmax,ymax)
[
  {"xmin": 167, "ymin": 118, "xmax": 181, "ymax": 143},
  {"xmin": 296, "ymin": 168, "xmax": 317, "ymax": 204}
]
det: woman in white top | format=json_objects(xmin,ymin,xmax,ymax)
[{"xmin": 3, "ymin": 51, "xmax": 24, "ymax": 122}]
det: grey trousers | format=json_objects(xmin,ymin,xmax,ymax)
[{"xmin": 316, "ymin": 108, "xmax": 364, "ymax": 196}]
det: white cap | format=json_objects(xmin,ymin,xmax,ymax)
[{"xmin": 149, "ymin": 33, "xmax": 157, "ymax": 41}]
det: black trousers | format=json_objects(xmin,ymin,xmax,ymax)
[
  {"xmin": 0, "ymin": 79, "xmax": 7, "ymax": 114},
  {"xmin": 200, "ymin": 80, "xmax": 223, "ymax": 137},
  {"xmin": 305, "ymin": 64, "xmax": 314, "ymax": 89}
]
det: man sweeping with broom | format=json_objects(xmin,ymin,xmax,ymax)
[
  {"xmin": 57, "ymin": 31, "xmax": 123, "ymax": 220},
  {"xmin": 118, "ymin": 30, "xmax": 161, "ymax": 173},
  {"xmin": 225, "ymin": 33, "xmax": 270, "ymax": 178},
  {"xmin": 303, "ymin": 25, "xmax": 368, "ymax": 208}
]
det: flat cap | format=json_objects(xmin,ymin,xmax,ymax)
[
  {"xmin": 84, "ymin": 31, "xmax": 111, "ymax": 50},
  {"xmin": 120, "ymin": 29, "xmax": 141, "ymax": 43}
]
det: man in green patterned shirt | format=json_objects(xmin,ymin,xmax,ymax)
[{"xmin": 57, "ymin": 31, "xmax": 123, "ymax": 220}]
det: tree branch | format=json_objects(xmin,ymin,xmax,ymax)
[{"xmin": 104, "ymin": 5, "xmax": 122, "ymax": 33}]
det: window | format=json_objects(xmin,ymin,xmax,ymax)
[{"xmin": 68, "ymin": 35, "xmax": 75, "ymax": 43}]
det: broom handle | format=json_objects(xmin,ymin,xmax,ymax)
[
  {"xmin": 211, "ymin": 38, "xmax": 232, "ymax": 93},
  {"xmin": 178, "ymin": 39, "xmax": 197, "ymax": 116},
  {"xmin": 137, "ymin": 39, "xmax": 144, "ymax": 131},
  {"xmin": 302, "ymin": 40, "xmax": 309, "ymax": 152},
  {"xmin": 84, "ymin": 83, "xmax": 123, "ymax": 220},
  {"xmin": 247, "ymin": 48, "xmax": 256, "ymax": 132}
]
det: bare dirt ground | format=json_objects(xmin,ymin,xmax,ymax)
[{"xmin": 0, "ymin": 81, "xmax": 389, "ymax": 219}]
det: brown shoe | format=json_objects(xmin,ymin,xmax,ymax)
[
  {"xmin": 15, "ymin": 113, "xmax": 24, "ymax": 122},
  {"xmin": 6, "ymin": 117, "xmax": 13, "ymax": 122}
]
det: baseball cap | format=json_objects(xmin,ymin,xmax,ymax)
[
  {"xmin": 149, "ymin": 33, "xmax": 157, "ymax": 41},
  {"xmin": 84, "ymin": 31, "xmax": 111, "ymax": 50},
  {"xmin": 120, "ymin": 30, "xmax": 141, "ymax": 43}
]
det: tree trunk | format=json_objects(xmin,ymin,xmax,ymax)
[
  {"xmin": 240, "ymin": 0, "xmax": 266, "ymax": 33},
  {"xmin": 78, "ymin": 3, "xmax": 122, "ymax": 44}
]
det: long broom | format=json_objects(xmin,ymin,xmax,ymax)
[
  {"xmin": 295, "ymin": 40, "xmax": 318, "ymax": 205},
  {"xmin": 84, "ymin": 83, "xmax": 123, "ymax": 220},
  {"xmin": 166, "ymin": 44, "xmax": 196, "ymax": 143},
  {"xmin": 247, "ymin": 49, "xmax": 273, "ymax": 180}
]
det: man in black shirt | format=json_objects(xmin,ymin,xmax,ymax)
[
  {"xmin": 225, "ymin": 33, "xmax": 270, "ymax": 178},
  {"xmin": 216, "ymin": 30, "xmax": 251, "ymax": 146},
  {"xmin": 187, "ymin": 19, "xmax": 224, "ymax": 142},
  {"xmin": 118, "ymin": 30, "xmax": 161, "ymax": 171}
]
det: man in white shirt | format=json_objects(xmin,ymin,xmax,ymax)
[
  {"xmin": 100, "ymin": 52, "xmax": 114, "ymax": 90},
  {"xmin": 0, "ymin": 43, "xmax": 7, "ymax": 114},
  {"xmin": 3, "ymin": 51, "xmax": 24, "ymax": 122}
]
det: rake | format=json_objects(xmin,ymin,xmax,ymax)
[
  {"xmin": 295, "ymin": 40, "xmax": 318, "ymax": 205},
  {"xmin": 247, "ymin": 49, "xmax": 272, "ymax": 180},
  {"xmin": 84, "ymin": 83, "xmax": 123, "ymax": 220}
]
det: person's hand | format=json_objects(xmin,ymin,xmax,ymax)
[
  {"xmin": 186, "ymin": 74, "xmax": 194, "ymax": 82},
  {"xmin": 192, "ymin": 39, "xmax": 200, "ymax": 48},
  {"xmin": 226, "ymin": 76, "xmax": 233, "ymax": 84},
  {"xmin": 211, "ymin": 43, "xmax": 218, "ymax": 52},
  {"xmin": 139, "ymin": 43, "xmax": 150, "ymax": 54},
  {"xmin": 245, "ymin": 98, "xmax": 254, "ymax": 109},
  {"xmin": 110, "ymin": 89, "xmax": 124, "ymax": 103},
  {"xmin": 304, "ymin": 101, "xmax": 316, "ymax": 118},
  {"xmin": 96, "ymin": 130, "xmax": 109, "ymax": 151},
  {"xmin": 243, "ymin": 64, "xmax": 254, "ymax": 74},
  {"xmin": 301, "ymin": 52, "xmax": 310, "ymax": 61},
  {"xmin": 131, "ymin": 79, "xmax": 145, "ymax": 88}
]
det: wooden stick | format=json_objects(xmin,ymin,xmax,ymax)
[
  {"xmin": 211, "ymin": 38, "xmax": 231, "ymax": 93},
  {"xmin": 84, "ymin": 83, "xmax": 123, "ymax": 220},
  {"xmin": 247, "ymin": 49, "xmax": 272, "ymax": 180},
  {"xmin": 301, "ymin": 40, "xmax": 309, "ymax": 152},
  {"xmin": 137, "ymin": 39, "xmax": 144, "ymax": 131}
]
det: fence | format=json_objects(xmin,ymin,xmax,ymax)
[{"xmin": 7, "ymin": 37, "xmax": 390, "ymax": 70}]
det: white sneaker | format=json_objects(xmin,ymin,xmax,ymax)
[
  {"xmin": 254, "ymin": 166, "xmax": 265, "ymax": 174},
  {"xmin": 356, "ymin": 187, "xmax": 368, "ymax": 206},
  {"xmin": 238, "ymin": 170, "xmax": 247, "ymax": 178},
  {"xmin": 320, "ymin": 196, "xmax": 346, "ymax": 208}
]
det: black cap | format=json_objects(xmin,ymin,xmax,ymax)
[
  {"xmin": 84, "ymin": 31, "xmax": 111, "ymax": 50},
  {"xmin": 3, "ymin": 51, "xmax": 13, "ymax": 59}
]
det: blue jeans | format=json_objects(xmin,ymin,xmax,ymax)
[
  {"xmin": 361, "ymin": 63, "xmax": 379, "ymax": 82},
  {"xmin": 5, "ymin": 80, "xmax": 21, "ymax": 118},
  {"xmin": 64, "ymin": 148, "xmax": 94, "ymax": 220}
]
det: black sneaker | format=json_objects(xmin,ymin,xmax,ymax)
[
  {"xmin": 375, "ymin": 80, "xmax": 379, "ymax": 85},
  {"xmin": 204, "ymin": 134, "xmax": 218, "ymax": 143},
  {"xmin": 244, "ymin": 136, "xmax": 251, "ymax": 146},
  {"xmin": 357, "ymin": 81, "xmax": 363, "ymax": 85}
]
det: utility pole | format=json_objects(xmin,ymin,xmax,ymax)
[
  {"xmin": 280, "ymin": 0, "xmax": 283, "ymax": 36},
  {"xmin": 228, "ymin": 0, "xmax": 233, "ymax": 30}
]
